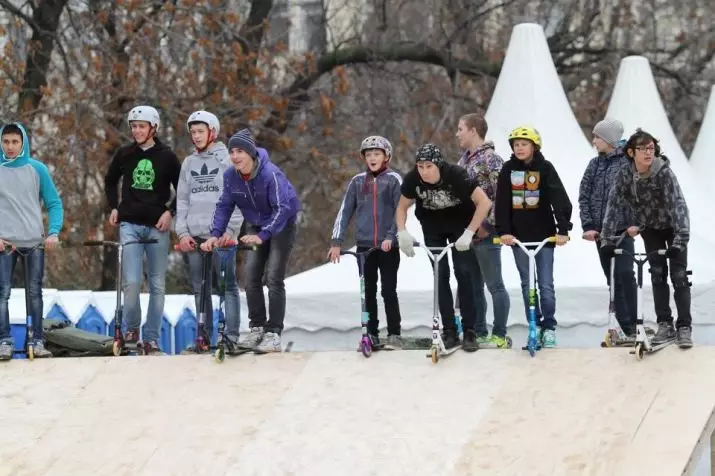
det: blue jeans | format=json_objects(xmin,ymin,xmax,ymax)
[
  {"xmin": 187, "ymin": 247, "xmax": 241, "ymax": 337},
  {"xmin": 244, "ymin": 221, "xmax": 297, "ymax": 334},
  {"xmin": 512, "ymin": 245, "xmax": 556, "ymax": 330},
  {"xmin": 0, "ymin": 247, "xmax": 45, "ymax": 342},
  {"xmin": 120, "ymin": 222, "xmax": 170, "ymax": 343},
  {"xmin": 473, "ymin": 235, "xmax": 511, "ymax": 338}
]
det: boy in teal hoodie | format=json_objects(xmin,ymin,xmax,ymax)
[{"xmin": 0, "ymin": 122, "xmax": 64, "ymax": 359}]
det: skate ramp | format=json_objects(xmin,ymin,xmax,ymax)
[{"xmin": 1, "ymin": 348, "xmax": 714, "ymax": 475}]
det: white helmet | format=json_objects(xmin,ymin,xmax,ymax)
[
  {"xmin": 360, "ymin": 135, "xmax": 393, "ymax": 158},
  {"xmin": 127, "ymin": 106, "xmax": 160, "ymax": 130},
  {"xmin": 187, "ymin": 110, "xmax": 220, "ymax": 136}
]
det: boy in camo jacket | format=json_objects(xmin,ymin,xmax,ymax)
[{"xmin": 601, "ymin": 129, "xmax": 692, "ymax": 349}]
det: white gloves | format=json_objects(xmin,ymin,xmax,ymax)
[
  {"xmin": 455, "ymin": 229, "xmax": 475, "ymax": 251},
  {"xmin": 397, "ymin": 230, "xmax": 416, "ymax": 257}
]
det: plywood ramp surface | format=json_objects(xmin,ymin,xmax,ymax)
[{"xmin": 0, "ymin": 348, "xmax": 713, "ymax": 476}]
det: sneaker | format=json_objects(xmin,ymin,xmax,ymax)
[
  {"xmin": 31, "ymin": 340, "xmax": 52, "ymax": 358},
  {"xmin": 0, "ymin": 340, "xmax": 13, "ymax": 360},
  {"xmin": 462, "ymin": 330, "xmax": 478, "ymax": 352},
  {"xmin": 442, "ymin": 329, "xmax": 460, "ymax": 349},
  {"xmin": 652, "ymin": 322, "xmax": 675, "ymax": 344},
  {"xmin": 676, "ymin": 326, "xmax": 693, "ymax": 349},
  {"xmin": 476, "ymin": 335, "xmax": 490, "ymax": 346},
  {"xmin": 383, "ymin": 335, "xmax": 404, "ymax": 350},
  {"xmin": 481, "ymin": 334, "xmax": 511, "ymax": 349},
  {"xmin": 238, "ymin": 327, "xmax": 264, "ymax": 349},
  {"xmin": 142, "ymin": 340, "xmax": 163, "ymax": 355},
  {"xmin": 542, "ymin": 329, "xmax": 557, "ymax": 348},
  {"xmin": 255, "ymin": 332, "xmax": 282, "ymax": 353},
  {"xmin": 124, "ymin": 329, "xmax": 139, "ymax": 345}
]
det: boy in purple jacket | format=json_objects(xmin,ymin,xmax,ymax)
[{"xmin": 202, "ymin": 129, "xmax": 300, "ymax": 353}]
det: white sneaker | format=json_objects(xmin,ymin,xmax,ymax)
[
  {"xmin": 238, "ymin": 327, "xmax": 264, "ymax": 349},
  {"xmin": 255, "ymin": 332, "xmax": 282, "ymax": 353}
]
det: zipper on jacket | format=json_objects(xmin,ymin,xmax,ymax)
[
  {"xmin": 373, "ymin": 177, "xmax": 378, "ymax": 247},
  {"xmin": 241, "ymin": 172, "xmax": 258, "ymax": 209}
]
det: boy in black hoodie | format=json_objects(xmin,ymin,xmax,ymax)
[
  {"xmin": 495, "ymin": 126, "xmax": 572, "ymax": 349},
  {"xmin": 104, "ymin": 105, "xmax": 181, "ymax": 354},
  {"xmin": 601, "ymin": 129, "xmax": 692, "ymax": 348}
]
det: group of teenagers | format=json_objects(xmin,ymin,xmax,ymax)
[
  {"xmin": 329, "ymin": 114, "xmax": 693, "ymax": 353},
  {"xmin": 0, "ymin": 105, "xmax": 693, "ymax": 359}
]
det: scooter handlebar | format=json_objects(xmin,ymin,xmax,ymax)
[
  {"xmin": 173, "ymin": 240, "xmax": 255, "ymax": 252},
  {"xmin": 83, "ymin": 239, "xmax": 159, "ymax": 247},
  {"xmin": 492, "ymin": 236, "xmax": 561, "ymax": 246}
]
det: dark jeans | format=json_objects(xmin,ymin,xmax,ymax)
[
  {"xmin": 512, "ymin": 245, "xmax": 556, "ymax": 330},
  {"xmin": 356, "ymin": 246, "xmax": 401, "ymax": 336},
  {"xmin": 641, "ymin": 228, "xmax": 691, "ymax": 328},
  {"xmin": 472, "ymin": 234, "xmax": 511, "ymax": 338},
  {"xmin": 423, "ymin": 230, "xmax": 477, "ymax": 334},
  {"xmin": 0, "ymin": 246, "xmax": 45, "ymax": 342},
  {"xmin": 243, "ymin": 221, "xmax": 297, "ymax": 334},
  {"xmin": 596, "ymin": 237, "xmax": 637, "ymax": 334},
  {"xmin": 187, "ymin": 239, "xmax": 241, "ymax": 337}
]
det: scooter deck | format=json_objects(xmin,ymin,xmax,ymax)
[
  {"xmin": 424, "ymin": 345, "xmax": 461, "ymax": 358},
  {"xmin": 630, "ymin": 337, "xmax": 676, "ymax": 355}
]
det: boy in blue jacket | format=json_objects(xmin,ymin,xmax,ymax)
[
  {"xmin": 0, "ymin": 123, "xmax": 64, "ymax": 359},
  {"xmin": 202, "ymin": 129, "xmax": 300, "ymax": 353},
  {"xmin": 327, "ymin": 136, "xmax": 404, "ymax": 349}
]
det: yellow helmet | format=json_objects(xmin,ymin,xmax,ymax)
[{"xmin": 508, "ymin": 126, "xmax": 542, "ymax": 149}]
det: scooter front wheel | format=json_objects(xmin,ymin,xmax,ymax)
[
  {"xmin": 430, "ymin": 346, "xmax": 439, "ymax": 364},
  {"xmin": 360, "ymin": 337, "xmax": 372, "ymax": 358},
  {"xmin": 27, "ymin": 345, "xmax": 34, "ymax": 361},
  {"xmin": 112, "ymin": 341, "xmax": 122, "ymax": 356},
  {"xmin": 215, "ymin": 347, "xmax": 225, "ymax": 363},
  {"xmin": 634, "ymin": 343, "xmax": 645, "ymax": 360}
]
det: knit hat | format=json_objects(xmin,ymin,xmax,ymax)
[
  {"xmin": 228, "ymin": 129, "xmax": 257, "ymax": 159},
  {"xmin": 593, "ymin": 118, "xmax": 624, "ymax": 147},
  {"xmin": 414, "ymin": 143, "xmax": 444, "ymax": 166}
]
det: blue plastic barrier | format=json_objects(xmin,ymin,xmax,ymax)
[
  {"xmin": 174, "ymin": 309, "xmax": 197, "ymax": 353},
  {"xmin": 45, "ymin": 304, "xmax": 71, "ymax": 323},
  {"xmin": 76, "ymin": 306, "xmax": 107, "ymax": 335}
]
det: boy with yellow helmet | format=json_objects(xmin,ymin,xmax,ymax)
[{"xmin": 494, "ymin": 126, "xmax": 572, "ymax": 348}]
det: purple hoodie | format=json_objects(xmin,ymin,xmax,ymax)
[{"xmin": 210, "ymin": 148, "xmax": 300, "ymax": 241}]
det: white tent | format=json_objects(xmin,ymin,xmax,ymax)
[
  {"xmin": 690, "ymin": 84, "xmax": 715, "ymax": 182},
  {"xmin": 605, "ymin": 56, "xmax": 715, "ymax": 252},
  {"xmin": 484, "ymin": 23, "xmax": 604, "ymax": 288}
]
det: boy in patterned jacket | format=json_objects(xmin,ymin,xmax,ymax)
[
  {"xmin": 455, "ymin": 113, "xmax": 511, "ymax": 348},
  {"xmin": 579, "ymin": 118, "xmax": 637, "ymax": 340},
  {"xmin": 601, "ymin": 129, "xmax": 692, "ymax": 349},
  {"xmin": 328, "ymin": 136, "xmax": 404, "ymax": 349}
]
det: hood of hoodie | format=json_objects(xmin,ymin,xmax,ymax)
[
  {"xmin": 0, "ymin": 122, "xmax": 31, "ymax": 167},
  {"xmin": 187, "ymin": 141, "xmax": 229, "ymax": 165},
  {"xmin": 632, "ymin": 154, "xmax": 668, "ymax": 180},
  {"xmin": 246, "ymin": 147, "xmax": 270, "ymax": 180},
  {"xmin": 459, "ymin": 141, "xmax": 496, "ymax": 167},
  {"xmin": 507, "ymin": 150, "xmax": 545, "ymax": 170}
]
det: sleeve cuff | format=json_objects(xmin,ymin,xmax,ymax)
[{"xmin": 257, "ymin": 230, "xmax": 271, "ymax": 242}]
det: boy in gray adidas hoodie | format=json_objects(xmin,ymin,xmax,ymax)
[
  {"xmin": 175, "ymin": 111, "xmax": 243, "ymax": 350},
  {"xmin": 327, "ymin": 136, "xmax": 404, "ymax": 349}
]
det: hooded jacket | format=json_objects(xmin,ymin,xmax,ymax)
[
  {"xmin": 601, "ymin": 155, "xmax": 689, "ymax": 248},
  {"xmin": 495, "ymin": 150, "xmax": 573, "ymax": 243},
  {"xmin": 0, "ymin": 123, "xmax": 63, "ymax": 247},
  {"xmin": 457, "ymin": 141, "xmax": 504, "ymax": 232},
  {"xmin": 210, "ymin": 148, "xmax": 300, "ymax": 242},
  {"xmin": 175, "ymin": 142, "xmax": 242, "ymax": 239},
  {"xmin": 578, "ymin": 146, "xmax": 632, "ymax": 233},
  {"xmin": 330, "ymin": 168, "xmax": 402, "ymax": 248}
]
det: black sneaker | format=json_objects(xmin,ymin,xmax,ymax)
[
  {"xmin": 442, "ymin": 329, "xmax": 460, "ymax": 349},
  {"xmin": 675, "ymin": 326, "xmax": 693, "ymax": 349},
  {"xmin": 652, "ymin": 322, "xmax": 675, "ymax": 344},
  {"xmin": 462, "ymin": 330, "xmax": 478, "ymax": 353}
]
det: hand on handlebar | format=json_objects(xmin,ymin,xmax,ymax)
[
  {"xmin": 582, "ymin": 230, "xmax": 599, "ymax": 242},
  {"xmin": 499, "ymin": 234, "xmax": 515, "ymax": 246},
  {"xmin": 327, "ymin": 246, "xmax": 341, "ymax": 263},
  {"xmin": 397, "ymin": 230, "xmax": 415, "ymax": 257},
  {"xmin": 178, "ymin": 236, "xmax": 197, "ymax": 252},
  {"xmin": 555, "ymin": 234, "xmax": 569, "ymax": 246},
  {"xmin": 626, "ymin": 226, "xmax": 640, "ymax": 237}
]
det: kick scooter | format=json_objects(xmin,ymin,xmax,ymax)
[
  {"xmin": 615, "ymin": 247, "xmax": 676, "ymax": 360},
  {"xmin": 494, "ymin": 236, "xmax": 560, "ymax": 357},
  {"xmin": 339, "ymin": 247, "xmax": 387, "ymax": 358},
  {"xmin": 84, "ymin": 238, "xmax": 158, "ymax": 356},
  {"xmin": 419, "ymin": 243, "xmax": 463, "ymax": 364}
]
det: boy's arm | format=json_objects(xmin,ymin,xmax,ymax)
[
  {"xmin": 256, "ymin": 171, "xmax": 296, "ymax": 242},
  {"xmin": 494, "ymin": 167, "xmax": 512, "ymax": 236},
  {"xmin": 664, "ymin": 169, "xmax": 690, "ymax": 249},
  {"xmin": 166, "ymin": 152, "xmax": 182, "ymax": 216},
  {"xmin": 104, "ymin": 149, "xmax": 122, "ymax": 211},
  {"xmin": 395, "ymin": 195, "xmax": 414, "ymax": 231},
  {"xmin": 330, "ymin": 176, "xmax": 358, "ymax": 246},
  {"xmin": 467, "ymin": 186, "xmax": 492, "ymax": 233},
  {"xmin": 601, "ymin": 170, "xmax": 629, "ymax": 243},
  {"xmin": 385, "ymin": 174, "xmax": 403, "ymax": 242},
  {"xmin": 174, "ymin": 161, "xmax": 191, "ymax": 238},
  {"xmin": 209, "ymin": 171, "xmax": 237, "ymax": 238},
  {"xmin": 578, "ymin": 159, "xmax": 597, "ymax": 232},
  {"xmin": 545, "ymin": 163, "xmax": 573, "ymax": 236},
  {"xmin": 33, "ymin": 161, "xmax": 63, "ymax": 236}
]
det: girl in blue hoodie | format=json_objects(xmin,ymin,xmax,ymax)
[{"xmin": 203, "ymin": 129, "xmax": 300, "ymax": 353}]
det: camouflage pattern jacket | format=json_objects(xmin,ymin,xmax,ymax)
[
  {"xmin": 457, "ymin": 141, "xmax": 504, "ymax": 233},
  {"xmin": 601, "ymin": 155, "xmax": 690, "ymax": 248}
]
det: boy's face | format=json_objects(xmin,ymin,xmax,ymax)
[
  {"xmin": 416, "ymin": 161, "xmax": 440, "ymax": 184},
  {"xmin": 131, "ymin": 121, "xmax": 153, "ymax": 143},
  {"xmin": 230, "ymin": 148, "xmax": 254, "ymax": 174},
  {"xmin": 512, "ymin": 139, "xmax": 534, "ymax": 161},
  {"xmin": 190, "ymin": 123, "xmax": 211, "ymax": 150},
  {"xmin": 629, "ymin": 140, "xmax": 655, "ymax": 170},
  {"xmin": 364, "ymin": 149, "xmax": 388, "ymax": 172},
  {"xmin": 1, "ymin": 132, "xmax": 23, "ymax": 159},
  {"xmin": 592, "ymin": 136, "xmax": 611, "ymax": 154},
  {"xmin": 456, "ymin": 120, "xmax": 476, "ymax": 149}
]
